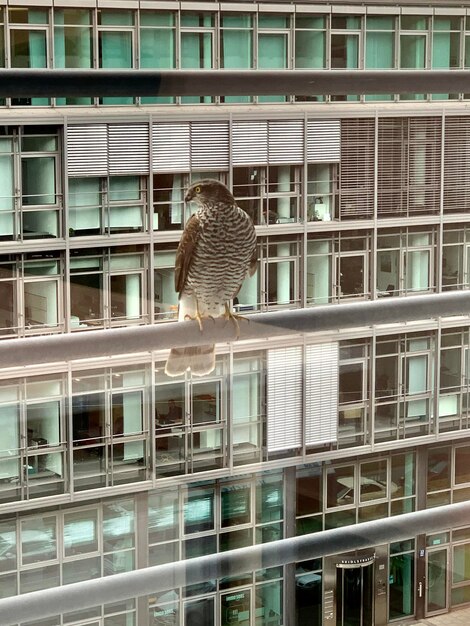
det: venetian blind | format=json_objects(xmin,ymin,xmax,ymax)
[
  {"xmin": 408, "ymin": 117, "xmax": 441, "ymax": 215},
  {"xmin": 307, "ymin": 119, "xmax": 341, "ymax": 162},
  {"xmin": 377, "ymin": 117, "xmax": 408, "ymax": 217},
  {"xmin": 108, "ymin": 123, "xmax": 150, "ymax": 175},
  {"xmin": 305, "ymin": 343, "xmax": 338, "ymax": 447},
  {"xmin": 152, "ymin": 122, "xmax": 190, "ymax": 172},
  {"xmin": 444, "ymin": 116, "xmax": 470, "ymax": 213},
  {"xmin": 267, "ymin": 346, "xmax": 303, "ymax": 452},
  {"xmin": 339, "ymin": 119, "xmax": 375, "ymax": 218},
  {"xmin": 191, "ymin": 122, "xmax": 230, "ymax": 170},
  {"xmin": 232, "ymin": 120, "xmax": 269, "ymax": 166},
  {"xmin": 268, "ymin": 120, "xmax": 304, "ymax": 164},
  {"xmin": 67, "ymin": 124, "xmax": 108, "ymax": 177}
]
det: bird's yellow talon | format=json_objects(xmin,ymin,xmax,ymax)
[{"xmin": 223, "ymin": 303, "xmax": 248, "ymax": 340}]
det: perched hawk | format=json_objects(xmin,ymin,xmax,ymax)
[{"xmin": 165, "ymin": 179, "xmax": 257, "ymax": 377}]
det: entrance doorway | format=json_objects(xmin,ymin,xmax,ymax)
[
  {"xmin": 336, "ymin": 562, "xmax": 374, "ymax": 626},
  {"xmin": 426, "ymin": 547, "xmax": 449, "ymax": 616}
]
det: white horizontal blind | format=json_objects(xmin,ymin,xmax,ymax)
[
  {"xmin": 377, "ymin": 118, "xmax": 408, "ymax": 217},
  {"xmin": 67, "ymin": 124, "xmax": 108, "ymax": 177},
  {"xmin": 191, "ymin": 122, "xmax": 230, "ymax": 170},
  {"xmin": 408, "ymin": 117, "xmax": 441, "ymax": 215},
  {"xmin": 232, "ymin": 121, "xmax": 268, "ymax": 166},
  {"xmin": 269, "ymin": 120, "xmax": 304, "ymax": 164},
  {"xmin": 108, "ymin": 123, "xmax": 150, "ymax": 175},
  {"xmin": 305, "ymin": 343, "xmax": 338, "ymax": 447},
  {"xmin": 152, "ymin": 122, "xmax": 190, "ymax": 172},
  {"xmin": 307, "ymin": 120, "xmax": 340, "ymax": 162},
  {"xmin": 267, "ymin": 346, "xmax": 302, "ymax": 452},
  {"xmin": 339, "ymin": 118, "xmax": 375, "ymax": 218},
  {"xmin": 444, "ymin": 116, "xmax": 470, "ymax": 212}
]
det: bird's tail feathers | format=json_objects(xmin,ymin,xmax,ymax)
[{"xmin": 165, "ymin": 345, "xmax": 215, "ymax": 377}]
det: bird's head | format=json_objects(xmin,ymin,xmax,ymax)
[{"xmin": 184, "ymin": 179, "xmax": 235, "ymax": 207}]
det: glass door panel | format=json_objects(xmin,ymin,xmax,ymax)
[{"xmin": 426, "ymin": 548, "xmax": 448, "ymax": 615}]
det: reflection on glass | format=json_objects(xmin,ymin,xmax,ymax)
[
  {"xmin": 427, "ymin": 549, "xmax": 448, "ymax": 613},
  {"xmin": 221, "ymin": 588, "xmax": 250, "ymax": 626},
  {"xmin": 389, "ymin": 551, "xmax": 414, "ymax": 619}
]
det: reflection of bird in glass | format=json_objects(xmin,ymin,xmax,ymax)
[{"xmin": 165, "ymin": 180, "xmax": 257, "ymax": 377}]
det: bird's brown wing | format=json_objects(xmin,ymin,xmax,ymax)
[
  {"xmin": 248, "ymin": 247, "xmax": 258, "ymax": 277},
  {"xmin": 175, "ymin": 213, "xmax": 201, "ymax": 294},
  {"xmin": 234, "ymin": 245, "xmax": 258, "ymax": 298}
]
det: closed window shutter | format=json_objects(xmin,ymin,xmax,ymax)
[
  {"xmin": 377, "ymin": 118, "xmax": 408, "ymax": 216},
  {"xmin": 108, "ymin": 123, "xmax": 150, "ymax": 175},
  {"xmin": 152, "ymin": 122, "xmax": 190, "ymax": 172},
  {"xmin": 444, "ymin": 116, "xmax": 470, "ymax": 212},
  {"xmin": 67, "ymin": 124, "xmax": 108, "ymax": 177},
  {"xmin": 232, "ymin": 121, "xmax": 268, "ymax": 166},
  {"xmin": 340, "ymin": 119, "xmax": 375, "ymax": 218},
  {"xmin": 269, "ymin": 120, "xmax": 304, "ymax": 164},
  {"xmin": 305, "ymin": 343, "xmax": 338, "ymax": 447},
  {"xmin": 191, "ymin": 122, "xmax": 229, "ymax": 170},
  {"xmin": 409, "ymin": 117, "xmax": 441, "ymax": 214},
  {"xmin": 267, "ymin": 346, "xmax": 302, "ymax": 452},
  {"xmin": 307, "ymin": 120, "xmax": 340, "ymax": 162}
]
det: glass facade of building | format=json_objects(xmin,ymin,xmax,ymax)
[{"xmin": 2, "ymin": 1, "xmax": 470, "ymax": 626}]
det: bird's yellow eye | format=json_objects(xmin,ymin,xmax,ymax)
[{"xmin": 195, "ymin": 186, "xmax": 201, "ymax": 193}]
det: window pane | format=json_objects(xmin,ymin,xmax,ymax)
[
  {"xmin": 11, "ymin": 30, "xmax": 47, "ymax": 68},
  {"xmin": 110, "ymin": 274, "xmax": 142, "ymax": 320},
  {"xmin": 295, "ymin": 31, "xmax": 325, "ymax": 68},
  {"xmin": 428, "ymin": 448, "xmax": 450, "ymax": 492},
  {"xmin": 99, "ymin": 31, "xmax": 132, "ymax": 67},
  {"xmin": 184, "ymin": 488, "xmax": 214, "ymax": 534},
  {"xmin": 22, "ymin": 157, "xmax": 56, "ymax": 205},
  {"xmin": 109, "ymin": 177, "xmax": 140, "ymax": 201},
  {"xmin": 221, "ymin": 30, "xmax": 252, "ymax": 68},
  {"xmin": 401, "ymin": 35, "xmax": 426, "ymax": 68},
  {"xmin": 64, "ymin": 510, "xmax": 98, "ymax": 556},
  {"xmin": 331, "ymin": 34, "xmax": 359, "ymax": 68},
  {"xmin": 221, "ymin": 589, "xmax": 250, "ymax": 626},
  {"xmin": 455, "ymin": 447, "xmax": 470, "ymax": 484},
  {"xmin": 103, "ymin": 500, "xmax": 135, "ymax": 551},
  {"xmin": 222, "ymin": 485, "xmax": 251, "ymax": 527},
  {"xmin": 54, "ymin": 24, "xmax": 92, "ymax": 69},
  {"xmin": 406, "ymin": 250, "xmax": 430, "ymax": 291},
  {"xmin": 185, "ymin": 598, "xmax": 214, "ymax": 625},
  {"xmin": 181, "ymin": 32, "xmax": 213, "ymax": 68},
  {"xmin": 454, "ymin": 544, "xmax": 470, "ymax": 583},
  {"xmin": 433, "ymin": 32, "xmax": 460, "ymax": 69},
  {"xmin": 366, "ymin": 31, "xmax": 394, "ymax": 68},
  {"xmin": 25, "ymin": 280, "xmax": 58, "ymax": 327},
  {"xmin": 407, "ymin": 355, "xmax": 427, "ymax": 394},
  {"xmin": 360, "ymin": 460, "xmax": 387, "ymax": 502},
  {"xmin": 256, "ymin": 581, "xmax": 282, "ymax": 625},
  {"xmin": 297, "ymin": 469, "xmax": 322, "ymax": 516},
  {"xmin": 149, "ymin": 491, "xmax": 179, "ymax": 543},
  {"xmin": 258, "ymin": 33, "xmax": 287, "ymax": 68},
  {"xmin": 21, "ymin": 517, "xmax": 56, "ymax": 564},
  {"xmin": 327, "ymin": 465, "xmax": 354, "ymax": 507},
  {"xmin": 140, "ymin": 28, "xmax": 175, "ymax": 69}
]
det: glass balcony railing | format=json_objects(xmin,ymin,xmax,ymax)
[{"xmin": 1, "ymin": 68, "xmax": 470, "ymax": 626}]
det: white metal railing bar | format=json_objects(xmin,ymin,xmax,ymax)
[
  {"xmin": 0, "ymin": 69, "xmax": 470, "ymax": 97},
  {"xmin": 1, "ymin": 499, "xmax": 470, "ymax": 624},
  {"xmin": 0, "ymin": 291, "xmax": 469, "ymax": 369}
]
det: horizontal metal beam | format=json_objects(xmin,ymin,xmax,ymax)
[
  {"xmin": 1, "ymin": 69, "xmax": 470, "ymax": 97},
  {"xmin": 1, "ymin": 499, "xmax": 470, "ymax": 625},
  {"xmin": 1, "ymin": 291, "xmax": 469, "ymax": 369}
]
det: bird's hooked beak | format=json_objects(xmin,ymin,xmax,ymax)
[{"xmin": 184, "ymin": 189, "xmax": 194, "ymax": 203}]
